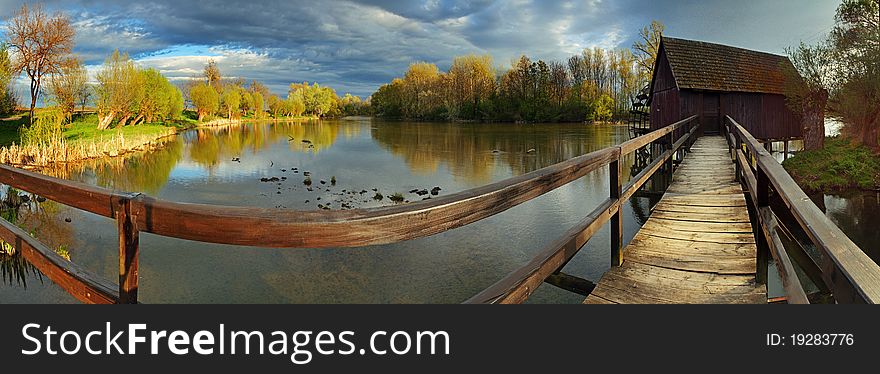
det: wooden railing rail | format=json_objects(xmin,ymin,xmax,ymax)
[
  {"xmin": 724, "ymin": 115, "xmax": 880, "ymax": 304},
  {"xmin": 466, "ymin": 115, "xmax": 699, "ymax": 304},
  {"xmin": 0, "ymin": 116, "xmax": 697, "ymax": 304}
]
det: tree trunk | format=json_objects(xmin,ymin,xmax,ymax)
[
  {"xmin": 867, "ymin": 115, "xmax": 880, "ymax": 151},
  {"xmin": 132, "ymin": 114, "xmax": 144, "ymax": 126},
  {"xmin": 117, "ymin": 114, "xmax": 131, "ymax": 128},
  {"xmin": 801, "ymin": 90, "xmax": 828, "ymax": 151},
  {"xmin": 198, "ymin": 111, "xmax": 205, "ymax": 121},
  {"xmin": 97, "ymin": 112, "xmax": 116, "ymax": 130}
]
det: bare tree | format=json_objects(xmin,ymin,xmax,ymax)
[{"xmin": 6, "ymin": 4, "xmax": 75, "ymax": 122}]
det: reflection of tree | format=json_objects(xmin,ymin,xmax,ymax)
[
  {"xmin": 823, "ymin": 192, "xmax": 880, "ymax": 264},
  {"xmin": 0, "ymin": 191, "xmax": 75, "ymax": 288},
  {"xmin": 284, "ymin": 120, "xmax": 340, "ymax": 154},
  {"xmin": 371, "ymin": 122, "xmax": 633, "ymax": 184},
  {"xmin": 91, "ymin": 141, "xmax": 184, "ymax": 194}
]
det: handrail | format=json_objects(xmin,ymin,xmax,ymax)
[
  {"xmin": 466, "ymin": 116, "xmax": 699, "ymax": 303},
  {"xmin": 0, "ymin": 115, "xmax": 697, "ymax": 303},
  {"xmin": 725, "ymin": 115, "xmax": 880, "ymax": 304}
]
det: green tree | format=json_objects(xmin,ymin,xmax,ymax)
[
  {"xmin": 96, "ymin": 50, "xmax": 143, "ymax": 129},
  {"xmin": 0, "ymin": 44, "xmax": 16, "ymax": 116},
  {"xmin": 590, "ymin": 94, "xmax": 614, "ymax": 122},
  {"xmin": 268, "ymin": 94, "xmax": 284, "ymax": 118},
  {"xmin": 189, "ymin": 83, "xmax": 219, "ymax": 121},
  {"xmin": 221, "ymin": 87, "xmax": 240, "ymax": 119},
  {"xmin": 253, "ymin": 92, "xmax": 264, "ymax": 119},
  {"xmin": 204, "ymin": 59, "xmax": 222, "ymax": 92}
]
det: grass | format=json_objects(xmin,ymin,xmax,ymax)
[
  {"xmin": 783, "ymin": 137, "xmax": 880, "ymax": 192},
  {"xmin": 63, "ymin": 114, "xmax": 177, "ymax": 145},
  {"xmin": 0, "ymin": 113, "xmax": 29, "ymax": 147}
]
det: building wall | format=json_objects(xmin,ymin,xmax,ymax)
[{"xmin": 649, "ymin": 48, "xmax": 803, "ymax": 140}]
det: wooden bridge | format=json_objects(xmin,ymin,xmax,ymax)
[{"xmin": 1, "ymin": 116, "xmax": 879, "ymax": 304}]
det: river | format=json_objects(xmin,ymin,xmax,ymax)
[{"xmin": 2, "ymin": 119, "xmax": 665, "ymax": 303}]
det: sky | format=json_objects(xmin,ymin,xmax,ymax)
[{"xmin": 0, "ymin": 0, "xmax": 840, "ymax": 100}]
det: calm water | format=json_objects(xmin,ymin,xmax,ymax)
[{"xmin": 1, "ymin": 119, "xmax": 663, "ymax": 304}]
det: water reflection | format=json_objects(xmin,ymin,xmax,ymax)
[
  {"xmin": 3, "ymin": 120, "xmax": 657, "ymax": 303},
  {"xmin": 814, "ymin": 191, "xmax": 880, "ymax": 264}
]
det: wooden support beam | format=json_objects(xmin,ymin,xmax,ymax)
[
  {"xmin": 545, "ymin": 272, "xmax": 596, "ymax": 296},
  {"xmin": 610, "ymin": 158, "xmax": 623, "ymax": 267},
  {"xmin": 116, "ymin": 194, "xmax": 140, "ymax": 304}
]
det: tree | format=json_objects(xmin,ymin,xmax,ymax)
[
  {"xmin": 784, "ymin": 42, "xmax": 832, "ymax": 150},
  {"xmin": 48, "ymin": 57, "xmax": 87, "ymax": 122},
  {"xmin": 221, "ymin": 87, "xmax": 240, "ymax": 119},
  {"xmin": 204, "ymin": 59, "xmax": 222, "ymax": 92},
  {"xmin": 402, "ymin": 62, "xmax": 441, "ymax": 118},
  {"xmin": 5, "ymin": 4, "xmax": 75, "ymax": 122},
  {"xmin": 268, "ymin": 94, "xmax": 284, "ymax": 118},
  {"xmin": 828, "ymin": 0, "xmax": 880, "ymax": 149},
  {"xmin": 95, "ymin": 50, "xmax": 143, "ymax": 129},
  {"xmin": 590, "ymin": 94, "xmax": 615, "ymax": 122},
  {"xmin": 632, "ymin": 20, "xmax": 665, "ymax": 85},
  {"xmin": 0, "ymin": 44, "xmax": 16, "ymax": 116},
  {"xmin": 190, "ymin": 83, "xmax": 219, "ymax": 121},
  {"xmin": 253, "ymin": 92, "xmax": 264, "ymax": 119},
  {"xmin": 286, "ymin": 96, "xmax": 305, "ymax": 117},
  {"xmin": 446, "ymin": 54, "xmax": 495, "ymax": 119}
]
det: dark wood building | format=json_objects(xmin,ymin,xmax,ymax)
[{"xmin": 649, "ymin": 37, "xmax": 801, "ymax": 140}]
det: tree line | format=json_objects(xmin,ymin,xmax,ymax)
[
  {"xmin": 186, "ymin": 60, "xmax": 369, "ymax": 122},
  {"xmin": 1, "ymin": 3, "xmax": 369, "ymax": 129},
  {"xmin": 369, "ymin": 23, "xmax": 660, "ymax": 123}
]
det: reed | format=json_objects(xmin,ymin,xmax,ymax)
[{"xmin": 0, "ymin": 127, "xmax": 176, "ymax": 166}]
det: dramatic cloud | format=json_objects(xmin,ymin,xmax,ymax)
[{"xmin": 0, "ymin": 0, "xmax": 839, "ymax": 100}]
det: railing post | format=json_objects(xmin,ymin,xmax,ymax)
[
  {"xmin": 755, "ymin": 162, "xmax": 770, "ymax": 286},
  {"xmin": 115, "ymin": 194, "xmax": 140, "ymax": 304},
  {"xmin": 610, "ymin": 151, "xmax": 623, "ymax": 267}
]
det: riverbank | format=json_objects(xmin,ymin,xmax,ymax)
[
  {"xmin": 0, "ymin": 112, "xmax": 332, "ymax": 168},
  {"xmin": 0, "ymin": 112, "xmax": 240, "ymax": 167},
  {"xmin": 782, "ymin": 137, "xmax": 880, "ymax": 192}
]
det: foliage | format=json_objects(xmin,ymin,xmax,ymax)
[
  {"xmin": 373, "ymin": 47, "xmax": 641, "ymax": 122},
  {"xmin": 221, "ymin": 87, "xmax": 240, "ymax": 119},
  {"xmin": 590, "ymin": 94, "xmax": 615, "ymax": 122},
  {"xmin": 0, "ymin": 44, "xmax": 16, "ymax": 116},
  {"xmin": 189, "ymin": 83, "xmax": 220, "ymax": 121},
  {"xmin": 95, "ymin": 50, "xmax": 144, "ymax": 129},
  {"xmin": 20, "ymin": 108, "xmax": 63, "ymax": 147},
  {"xmin": 48, "ymin": 57, "xmax": 87, "ymax": 122},
  {"xmin": 783, "ymin": 137, "xmax": 880, "ymax": 191},
  {"xmin": 632, "ymin": 20, "xmax": 665, "ymax": 84},
  {"xmin": 288, "ymin": 82, "xmax": 338, "ymax": 117}
]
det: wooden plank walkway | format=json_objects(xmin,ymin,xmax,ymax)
[{"xmin": 584, "ymin": 136, "xmax": 766, "ymax": 304}]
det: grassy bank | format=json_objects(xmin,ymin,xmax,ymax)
[
  {"xmin": 783, "ymin": 137, "xmax": 880, "ymax": 192},
  {"xmin": 0, "ymin": 112, "xmax": 193, "ymax": 167},
  {"xmin": 0, "ymin": 111, "xmax": 323, "ymax": 167}
]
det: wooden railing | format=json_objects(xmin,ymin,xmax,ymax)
[
  {"xmin": 723, "ymin": 116, "xmax": 880, "ymax": 304},
  {"xmin": 466, "ymin": 116, "xmax": 699, "ymax": 303},
  {"xmin": 0, "ymin": 115, "xmax": 698, "ymax": 304}
]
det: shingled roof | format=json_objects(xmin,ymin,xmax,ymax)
[{"xmin": 659, "ymin": 37, "xmax": 794, "ymax": 94}]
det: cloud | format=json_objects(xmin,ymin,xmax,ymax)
[{"xmin": 1, "ymin": 0, "xmax": 841, "ymax": 100}]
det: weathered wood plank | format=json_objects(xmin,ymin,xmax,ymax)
[{"xmin": 585, "ymin": 135, "xmax": 765, "ymax": 304}]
